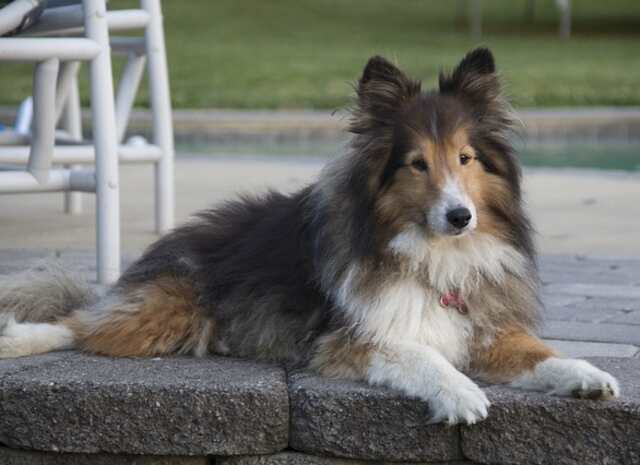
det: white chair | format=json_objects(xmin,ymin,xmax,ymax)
[
  {"xmin": 0, "ymin": 0, "xmax": 175, "ymax": 284},
  {"xmin": 461, "ymin": 0, "xmax": 572, "ymax": 39}
]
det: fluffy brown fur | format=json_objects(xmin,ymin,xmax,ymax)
[
  {"xmin": 471, "ymin": 327, "xmax": 559, "ymax": 383},
  {"xmin": 66, "ymin": 277, "xmax": 209, "ymax": 357}
]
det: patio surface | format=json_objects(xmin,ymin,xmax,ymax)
[{"xmin": 1, "ymin": 155, "xmax": 640, "ymax": 255}]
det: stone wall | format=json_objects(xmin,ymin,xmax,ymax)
[{"xmin": 0, "ymin": 353, "xmax": 638, "ymax": 465}]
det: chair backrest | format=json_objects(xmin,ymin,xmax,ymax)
[{"xmin": 0, "ymin": 0, "xmax": 47, "ymax": 37}]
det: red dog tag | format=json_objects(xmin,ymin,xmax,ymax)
[{"xmin": 440, "ymin": 292, "xmax": 468, "ymax": 315}]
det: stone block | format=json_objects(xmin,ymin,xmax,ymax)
[
  {"xmin": 542, "ymin": 321, "xmax": 640, "ymax": 345},
  {"xmin": 288, "ymin": 372, "xmax": 461, "ymax": 462},
  {"xmin": 544, "ymin": 339, "xmax": 639, "ymax": 358},
  {"xmin": 0, "ymin": 353, "xmax": 288, "ymax": 455},
  {"xmin": 217, "ymin": 451, "xmax": 473, "ymax": 465},
  {"xmin": 461, "ymin": 357, "xmax": 640, "ymax": 465},
  {"xmin": 0, "ymin": 447, "xmax": 208, "ymax": 465}
]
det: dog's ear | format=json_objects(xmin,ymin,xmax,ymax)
[
  {"xmin": 438, "ymin": 48, "xmax": 503, "ymax": 118},
  {"xmin": 350, "ymin": 56, "xmax": 421, "ymax": 134}
]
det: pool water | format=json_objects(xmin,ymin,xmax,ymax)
[
  {"xmin": 176, "ymin": 138, "xmax": 640, "ymax": 172},
  {"xmin": 518, "ymin": 143, "xmax": 640, "ymax": 172}
]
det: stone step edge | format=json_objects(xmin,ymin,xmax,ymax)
[{"xmin": 0, "ymin": 354, "xmax": 637, "ymax": 464}]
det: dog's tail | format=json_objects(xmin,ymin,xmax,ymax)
[
  {"xmin": 0, "ymin": 265, "xmax": 213, "ymax": 360},
  {"xmin": 0, "ymin": 264, "xmax": 98, "ymax": 358}
]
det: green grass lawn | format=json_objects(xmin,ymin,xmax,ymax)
[{"xmin": 1, "ymin": 0, "xmax": 639, "ymax": 109}]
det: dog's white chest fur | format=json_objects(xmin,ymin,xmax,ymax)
[
  {"xmin": 336, "ymin": 269, "xmax": 473, "ymax": 368},
  {"xmin": 389, "ymin": 228, "xmax": 527, "ymax": 293},
  {"xmin": 335, "ymin": 231, "xmax": 527, "ymax": 369}
]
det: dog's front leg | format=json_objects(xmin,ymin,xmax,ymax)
[
  {"xmin": 473, "ymin": 328, "xmax": 620, "ymax": 399},
  {"xmin": 367, "ymin": 342, "xmax": 490, "ymax": 425}
]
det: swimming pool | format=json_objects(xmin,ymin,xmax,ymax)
[
  {"xmin": 518, "ymin": 142, "xmax": 640, "ymax": 172},
  {"xmin": 175, "ymin": 138, "xmax": 640, "ymax": 172}
]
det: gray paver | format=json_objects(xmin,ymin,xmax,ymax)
[
  {"xmin": 0, "ymin": 352, "xmax": 289, "ymax": 455},
  {"xmin": 217, "ymin": 452, "xmax": 473, "ymax": 465},
  {"xmin": 540, "ymin": 293, "xmax": 587, "ymax": 309},
  {"xmin": 544, "ymin": 296, "xmax": 639, "ymax": 324},
  {"xmin": 544, "ymin": 339, "xmax": 639, "ymax": 358},
  {"xmin": 575, "ymin": 297, "xmax": 638, "ymax": 316},
  {"xmin": 539, "ymin": 255, "xmax": 640, "ymax": 286},
  {"xmin": 542, "ymin": 321, "xmax": 640, "ymax": 345},
  {"xmin": 544, "ymin": 301, "xmax": 614, "ymax": 323},
  {"xmin": 288, "ymin": 371, "xmax": 461, "ymax": 462},
  {"xmin": 543, "ymin": 283, "xmax": 640, "ymax": 299},
  {"xmin": 608, "ymin": 310, "xmax": 640, "ymax": 325},
  {"xmin": 0, "ymin": 447, "xmax": 208, "ymax": 465}
]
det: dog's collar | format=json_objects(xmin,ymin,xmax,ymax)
[{"xmin": 440, "ymin": 291, "xmax": 468, "ymax": 315}]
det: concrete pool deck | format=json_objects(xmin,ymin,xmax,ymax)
[{"xmin": 1, "ymin": 155, "xmax": 639, "ymax": 256}]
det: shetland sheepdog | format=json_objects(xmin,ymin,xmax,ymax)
[{"xmin": 0, "ymin": 48, "xmax": 619, "ymax": 424}]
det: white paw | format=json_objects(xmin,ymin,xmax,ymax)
[
  {"xmin": 428, "ymin": 370, "xmax": 490, "ymax": 425},
  {"xmin": 550, "ymin": 359, "xmax": 620, "ymax": 399},
  {"xmin": 513, "ymin": 357, "xmax": 620, "ymax": 400},
  {"xmin": 0, "ymin": 317, "xmax": 74, "ymax": 359}
]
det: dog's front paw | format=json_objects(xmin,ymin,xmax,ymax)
[
  {"xmin": 513, "ymin": 357, "xmax": 620, "ymax": 400},
  {"xmin": 551, "ymin": 359, "xmax": 619, "ymax": 399},
  {"xmin": 428, "ymin": 370, "xmax": 490, "ymax": 425}
]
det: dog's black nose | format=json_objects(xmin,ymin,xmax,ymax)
[{"xmin": 446, "ymin": 207, "xmax": 472, "ymax": 229}]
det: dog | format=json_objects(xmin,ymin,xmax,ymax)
[{"xmin": 0, "ymin": 48, "xmax": 619, "ymax": 425}]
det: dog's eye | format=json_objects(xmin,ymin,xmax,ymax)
[
  {"xmin": 410, "ymin": 159, "xmax": 428, "ymax": 172},
  {"xmin": 459, "ymin": 154, "xmax": 472, "ymax": 166}
]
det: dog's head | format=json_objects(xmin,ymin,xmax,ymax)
[{"xmin": 346, "ymin": 48, "xmax": 531, "ymax": 256}]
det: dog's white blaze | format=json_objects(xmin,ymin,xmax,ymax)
[
  {"xmin": 428, "ymin": 176, "xmax": 477, "ymax": 234},
  {"xmin": 389, "ymin": 229, "xmax": 527, "ymax": 293},
  {"xmin": 0, "ymin": 317, "xmax": 74, "ymax": 358},
  {"xmin": 511, "ymin": 357, "xmax": 620, "ymax": 398},
  {"xmin": 336, "ymin": 265, "xmax": 473, "ymax": 368}
]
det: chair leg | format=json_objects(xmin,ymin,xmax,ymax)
[
  {"xmin": 28, "ymin": 58, "xmax": 59, "ymax": 183},
  {"xmin": 469, "ymin": 0, "xmax": 482, "ymax": 39},
  {"xmin": 556, "ymin": 0, "xmax": 571, "ymax": 40},
  {"xmin": 115, "ymin": 52, "xmax": 146, "ymax": 144},
  {"xmin": 142, "ymin": 0, "xmax": 174, "ymax": 234},
  {"xmin": 84, "ymin": 0, "xmax": 121, "ymax": 284},
  {"xmin": 63, "ymin": 67, "xmax": 84, "ymax": 215}
]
